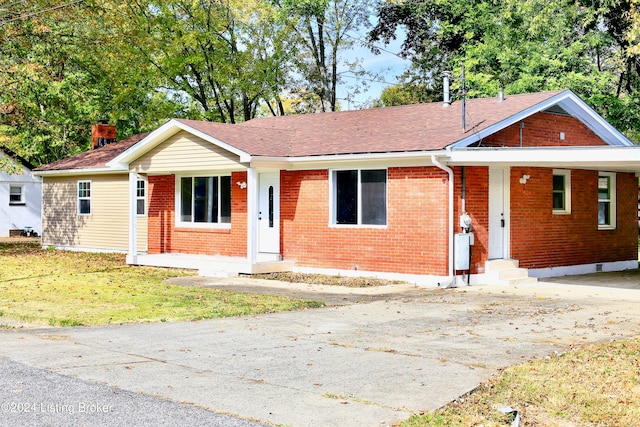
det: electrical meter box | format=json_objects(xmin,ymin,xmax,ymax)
[{"xmin": 454, "ymin": 233, "xmax": 474, "ymax": 270}]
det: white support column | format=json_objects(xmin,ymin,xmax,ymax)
[
  {"xmin": 127, "ymin": 171, "xmax": 138, "ymax": 264},
  {"xmin": 246, "ymin": 167, "xmax": 258, "ymax": 265}
]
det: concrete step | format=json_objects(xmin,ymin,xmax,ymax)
[
  {"xmin": 482, "ymin": 259, "xmax": 537, "ymax": 286},
  {"xmin": 485, "ymin": 259, "xmax": 519, "ymax": 271}
]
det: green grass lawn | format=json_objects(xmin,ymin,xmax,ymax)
[
  {"xmin": 0, "ymin": 241, "xmax": 322, "ymax": 327},
  {"xmin": 403, "ymin": 336, "xmax": 640, "ymax": 426}
]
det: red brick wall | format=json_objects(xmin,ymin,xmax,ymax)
[
  {"xmin": 147, "ymin": 172, "xmax": 247, "ymax": 256},
  {"xmin": 510, "ymin": 167, "xmax": 637, "ymax": 268},
  {"xmin": 483, "ymin": 112, "xmax": 607, "ymax": 147},
  {"xmin": 281, "ymin": 167, "xmax": 450, "ymax": 276},
  {"xmin": 453, "ymin": 167, "xmax": 489, "ymax": 274}
]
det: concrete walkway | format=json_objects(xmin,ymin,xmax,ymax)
[{"xmin": 2, "ymin": 275, "xmax": 640, "ymax": 426}]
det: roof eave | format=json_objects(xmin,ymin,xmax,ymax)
[
  {"xmin": 448, "ymin": 146, "xmax": 640, "ymax": 172},
  {"xmin": 33, "ymin": 167, "xmax": 127, "ymax": 177},
  {"xmin": 249, "ymin": 150, "xmax": 450, "ymax": 170},
  {"xmin": 451, "ymin": 90, "xmax": 633, "ymax": 149},
  {"xmin": 107, "ymin": 119, "xmax": 253, "ymax": 167}
]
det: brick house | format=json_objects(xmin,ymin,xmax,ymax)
[{"xmin": 35, "ymin": 90, "xmax": 640, "ymax": 286}]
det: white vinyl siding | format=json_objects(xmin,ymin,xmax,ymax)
[
  {"xmin": 43, "ymin": 175, "xmax": 147, "ymax": 251},
  {"xmin": 131, "ymin": 130, "xmax": 243, "ymax": 174}
]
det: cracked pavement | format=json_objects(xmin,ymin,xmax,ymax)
[{"xmin": 1, "ymin": 275, "xmax": 640, "ymax": 426}]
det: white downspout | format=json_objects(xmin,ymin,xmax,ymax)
[{"xmin": 431, "ymin": 155, "xmax": 455, "ymax": 287}]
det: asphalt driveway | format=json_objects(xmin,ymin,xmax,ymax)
[{"xmin": 1, "ymin": 274, "xmax": 640, "ymax": 426}]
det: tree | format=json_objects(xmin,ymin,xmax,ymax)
[
  {"xmin": 369, "ymin": 0, "xmax": 640, "ymax": 142},
  {"xmin": 103, "ymin": 0, "xmax": 298, "ymax": 123},
  {"xmin": 280, "ymin": 0, "xmax": 376, "ymax": 112},
  {"xmin": 0, "ymin": 0, "xmax": 180, "ymax": 165}
]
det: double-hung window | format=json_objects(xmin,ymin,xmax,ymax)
[
  {"xmin": 179, "ymin": 176, "xmax": 231, "ymax": 225},
  {"xmin": 9, "ymin": 185, "xmax": 24, "ymax": 205},
  {"xmin": 136, "ymin": 179, "xmax": 146, "ymax": 216},
  {"xmin": 332, "ymin": 169, "xmax": 387, "ymax": 226},
  {"xmin": 78, "ymin": 181, "xmax": 91, "ymax": 215},
  {"xmin": 552, "ymin": 170, "xmax": 571, "ymax": 214},
  {"xmin": 598, "ymin": 172, "xmax": 616, "ymax": 229}
]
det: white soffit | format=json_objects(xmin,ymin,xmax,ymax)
[{"xmin": 449, "ymin": 146, "xmax": 640, "ymax": 172}]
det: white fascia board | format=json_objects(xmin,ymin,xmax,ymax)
[
  {"xmin": 173, "ymin": 120, "xmax": 252, "ymax": 162},
  {"xmin": 251, "ymin": 150, "xmax": 449, "ymax": 170},
  {"xmin": 554, "ymin": 93, "xmax": 633, "ymax": 146},
  {"xmin": 452, "ymin": 90, "xmax": 633, "ymax": 148},
  {"xmin": 448, "ymin": 146, "xmax": 640, "ymax": 171},
  {"xmin": 107, "ymin": 119, "xmax": 252, "ymax": 168},
  {"xmin": 33, "ymin": 167, "xmax": 126, "ymax": 177}
]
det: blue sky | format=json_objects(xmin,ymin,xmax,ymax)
[{"xmin": 336, "ymin": 33, "xmax": 410, "ymax": 109}]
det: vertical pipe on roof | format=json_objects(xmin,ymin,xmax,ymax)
[
  {"xmin": 442, "ymin": 74, "xmax": 451, "ymax": 107},
  {"xmin": 431, "ymin": 155, "xmax": 455, "ymax": 287}
]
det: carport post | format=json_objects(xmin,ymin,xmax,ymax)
[
  {"xmin": 127, "ymin": 171, "xmax": 138, "ymax": 264},
  {"xmin": 247, "ymin": 167, "xmax": 258, "ymax": 265}
]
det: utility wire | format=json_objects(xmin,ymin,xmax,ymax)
[{"xmin": 0, "ymin": 0, "xmax": 84, "ymax": 26}]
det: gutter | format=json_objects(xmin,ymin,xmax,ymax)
[
  {"xmin": 431, "ymin": 154, "xmax": 455, "ymax": 287},
  {"xmin": 33, "ymin": 167, "xmax": 127, "ymax": 177}
]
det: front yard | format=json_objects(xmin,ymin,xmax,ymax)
[{"xmin": 0, "ymin": 241, "xmax": 322, "ymax": 327}]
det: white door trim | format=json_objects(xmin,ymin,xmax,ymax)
[
  {"xmin": 488, "ymin": 167, "xmax": 510, "ymax": 259},
  {"xmin": 258, "ymin": 172, "xmax": 280, "ymax": 255}
]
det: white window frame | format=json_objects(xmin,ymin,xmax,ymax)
[
  {"xmin": 552, "ymin": 169, "xmax": 571, "ymax": 215},
  {"xmin": 175, "ymin": 174, "xmax": 232, "ymax": 229},
  {"xmin": 136, "ymin": 178, "xmax": 146, "ymax": 216},
  {"xmin": 598, "ymin": 172, "xmax": 616, "ymax": 230},
  {"xmin": 329, "ymin": 168, "xmax": 388, "ymax": 227},
  {"xmin": 78, "ymin": 180, "xmax": 91, "ymax": 215},
  {"xmin": 9, "ymin": 184, "xmax": 24, "ymax": 205}
]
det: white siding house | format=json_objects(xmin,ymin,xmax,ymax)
[{"xmin": 0, "ymin": 150, "xmax": 42, "ymax": 236}]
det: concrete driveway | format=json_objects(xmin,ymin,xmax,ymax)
[{"xmin": 1, "ymin": 274, "xmax": 640, "ymax": 426}]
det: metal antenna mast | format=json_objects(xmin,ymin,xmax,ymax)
[{"xmin": 461, "ymin": 63, "xmax": 467, "ymax": 133}]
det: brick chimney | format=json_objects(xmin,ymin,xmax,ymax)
[{"xmin": 91, "ymin": 121, "xmax": 117, "ymax": 149}]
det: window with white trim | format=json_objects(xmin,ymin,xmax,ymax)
[
  {"xmin": 179, "ymin": 176, "xmax": 231, "ymax": 225},
  {"xmin": 78, "ymin": 180, "xmax": 91, "ymax": 215},
  {"xmin": 9, "ymin": 185, "xmax": 24, "ymax": 205},
  {"xmin": 136, "ymin": 179, "xmax": 146, "ymax": 216},
  {"xmin": 332, "ymin": 169, "xmax": 387, "ymax": 226},
  {"xmin": 552, "ymin": 170, "xmax": 571, "ymax": 214},
  {"xmin": 598, "ymin": 172, "xmax": 616, "ymax": 229}
]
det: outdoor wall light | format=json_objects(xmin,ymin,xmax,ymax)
[
  {"xmin": 519, "ymin": 174, "xmax": 530, "ymax": 184},
  {"xmin": 236, "ymin": 181, "xmax": 247, "ymax": 189}
]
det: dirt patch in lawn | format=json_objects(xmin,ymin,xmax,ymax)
[{"xmin": 245, "ymin": 272, "xmax": 406, "ymax": 287}]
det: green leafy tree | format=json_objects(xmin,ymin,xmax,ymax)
[
  {"xmin": 107, "ymin": 0, "xmax": 297, "ymax": 123},
  {"xmin": 279, "ymin": 0, "xmax": 377, "ymax": 112},
  {"xmin": 0, "ymin": 0, "xmax": 180, "ymax": 165},
  {"xmin": 369, "ymin": 0, "xmax": 640, "ymax": 141}
]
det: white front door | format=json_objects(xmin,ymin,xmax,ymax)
[
  {"xmin": 488, "ymin": 168, "xmax": 508, "ymax": 259},
  {"xmin": 258, "ymin": 173, "xmax": 280, "ymax": 254}
]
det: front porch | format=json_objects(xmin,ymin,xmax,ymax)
[{"xmin": 129, "ymin": 253, "xmax": 294, "ymax": 278}]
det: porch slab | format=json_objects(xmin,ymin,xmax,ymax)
[{"xmin": 130, "ymin": 253, "xmax": 294, "ymax": 277}]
